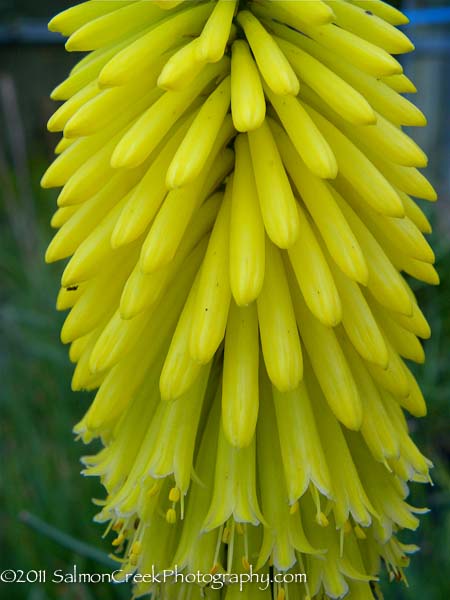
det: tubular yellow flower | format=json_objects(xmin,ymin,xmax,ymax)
[{"xmin": 45, "ymin": 1, "xmax": 436, "ymax": 598}]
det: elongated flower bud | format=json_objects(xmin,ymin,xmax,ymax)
[{"xmin": 45, "ymin": 2, "xmax": 436, "ymax": 598}]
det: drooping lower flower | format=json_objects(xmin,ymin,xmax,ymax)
[{"xmin": 43, "ymin": 1, "xmax": 437, "ymax": 598}]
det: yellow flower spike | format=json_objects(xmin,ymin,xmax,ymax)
[
  {"xmin": 348, "ymin": 434, "xmax": 422, "ymax": 538},
  {"xmin": 166, "ymin": 76, "xmax": 231, "ymax": 188},
  {"xmin": 399, "ymin": 367, "xmax": 427, "ymax": 418},
  {"xmin": 157, "ymin": 39, "xmax": 206, "ymax": 92},
  {"xmin": 60, "ymin": 200, "xmax": 137, "ymax": 287},
  {"xmin": 63, "ymin": 60, "xmax": 167, "ymax": 138},
  {"xmin": 139, "ymin": 117, "xmax": 235, "ymax": 273},
  {"xmin": 67, "ymin": 45, "xmax": 108, "ymax": 76},
  {"xmin": 288, "ymin": 270, "xmax": 362, "ymax": 432},
  {"xmin": 119, "ymin": 197, "xmax": 219, "ymax": 320},
  {"xmin": 111, "ymin": 58, "xmax": 229, "ymax": 169},
  {"xmin": 337, "ymin": 332, "xmax": 401, "ymax": 462},
  {"xmin": 71, "ymin": 330, "xmax": 106, "ymax": 392},
  {"xmin": 48, "ymin": 1, "xmax": 135, "ymax": 36},
  {"xmin": 173, "ymin": 397, "xmax": 223, "ymax": 573},
  {"xmin": 236, "ymin": 11, "xmax": 300, "ymax": 97},
  {"xmin": 371, "ymin": 288, "xmax": 431, "ymax": 343},
  {"xmin": 382, "ymin": 73, "xmax": 417, "ymax": 94},
  {"xmin": 349, "ymin": 1, "xmax": 410, "ymax": 26},
  {"xmin": 299, "ymin": 83, "xmax": 427, "ymax": 169},
  {"xmin": 382, "ymin": 396, "xmax": 430, "ymax": 479},
  {"xmin": 54, "ymin": 96, "xmax": 162, "ymax": 204},
  {"xmin": 65, "ymin": 1, "xmax": 165, "ymax": 52},
  {"xmin": 336, "ymin": 179, "xmax": 434, "ymax": 265},
  {"xmin": 89, "ymin": 242, "xmax": 201, "ymax": 376},
  {"xmin": 60, "ymin": 253, "xmax": 136, "ymax": 344},
  {"xmin": 41, "ymin": 126, "xmax": 109, "ymax": 189},
  {"xmin": 56, "ymin": 283, "xmax": 85, "ymax": 312},
  {"xmin": 222, "ymin": 300, "xmax": 259, "ymax": 448},
  {"xmin": 257, "ymin": 374, "xmax": 319, "ymax": 571},
  {"xmin": 257, "ymin": 239, "xmax": 303, "ymax": 392},
  {"xmin": 332, "ymin": 188, "xmax": 413, "ymax": 317},
  {"xmin": 45, "ymin": 1, "xmax": 438, "ymax": 597},
  {"xmin": 196, "ymin": 0, "xmax": 237, "ymax": 63},
  {"xmin": 203, "ymin": 421, "xmax": 263, "ymax": 531},
  {"xmin": 159, "ymin": 275, "xmax": 204, "ymax": 401},
  {"xmin": 230, "ymin": 40, "xmax": 266, "ymax": 132},
  {"xmin": 47, "ymin": 81, "xmax": 99, "ymax": 133},
  {"xmin": 68, "ymin": 334, "xmax": 90, "ymax": 364},
  {"xmin": 54, "ymin": 137, "xmax": 73, "ymax": 157},
  {"xmin": 390, "ymin": 253, "xmax": 440, "ymax": 287},
  {"xmin": 46, "ymin": 166, "xmax": 146, "ymax": 263},
  {"xmin": 83, "ymin": 362, "xmax": 161, "ymax": 470},
  {"xmin": 288, "ymin": 204, "xmax": 342, "ymax": 328},
  {"xmin": 307, "ymin": 377, "xmax": 378, "ymax": 530},
  {"xmin": 366, "ymin": 336, "xmax": 411, "ymax": 399},
  {"xmin": 229, "ymin": 135, "xmax": 265, "ymax": 306},
  {"xmin": 262, "ymin": 0, "xmax": 335, "ymax": 28},
  {"xmin": 150, "ymin": 363, "xmax": 213, "ymax": 488},
  {"xmin": 329, "ymin": 263, "xmax": 389, "ymax": 368},
  {"xmin": 265, "ymin": 86, "xmax": 338, "ymax": 180},
  {"xmin": 85, "ymin": 352, "xmax": 163, "ymax": 436},
  {"xmin": 51, "ymin": 36, "xmax": 138, "ymax": 101},
  {"xmin": 277, "ymin": 25, "xmax": 425, "ymax": 127},
  {"xmin": 297, "ymin": 19, "xmax": 403, "ymax": 77},
  {"xmin": 248, "ymin": 120, "xmax": 300, "ymax": 249},
  {"xmin": 325, "ymin": 0, "xmax": 414, "ymax": 54},
  {"xmin": 51, "ymin": 205, "xmax": 78, "ymax": 229},
  {"xmin": 188, "ymin": 182, "xmax": 232, "ymax": 364},
  {"xmin": 369, "ymin": 302, "xmax": 425, "ymax": 365},
  {"xmin": 111, "ymin": 112, "xmax": 196, "ymax": 249},
  {"xmin": 302, "ymin": 103, "xmax": 405, "ymax": 219},
  {"xmin": 55, "ymin": 139, "xmax": 122, "ymax": 207},
  {"xmin": 275, "ymin": 36, "xmax": 376, "ymax": 126},
  {"xmin": 271, "ymin": 122, "xmax": 368, "ymax": 285},
  {"xmin": 83, "ymin": 271, "xmax": 191, "ymax": 430},
  {"xmin": 272, "ymin": 383, "xmax": 333, "ymax": 503},
  {"xmin": 97, "ymin": 2, "xmax": 215, "ymax": 87}
]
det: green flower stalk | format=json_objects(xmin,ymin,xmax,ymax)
[{"xmin": 43, "ymin": 1, "xmax": 437, "ymax": 598}]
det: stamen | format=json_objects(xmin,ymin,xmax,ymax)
[
  {"xmin": 169, "ymin": 486, "xmax": 181, "ymax": 502},
  {"xmin": 289, "ymin": 501, "xmax": 299, "ymax": 515},
  {"xmin": 310, "ymin": 485, "xmax": 328, "ymax": 526},
  {"xmin": 166, "ymin": 508, "xmax": 177, "ymax": 524},
  {"xmin": 243, "ymin": 523, "xmax": 249, "ymax": 565},
  {"xmin": 226, "ymin": 520, "xmax": 236, "ymax": 574},
  {"xmin": 112, "ymin": 533, "xmax": 125, "ymax": 547},
  {"xmin": 213, "ymin": 522, "xmax": 225, "ymax": 571},
  {"xmin": 112, "ymin": 521, "xmax": 122, "ymax": 532},
  {"xmin": 222, "ymin": 526, "xmax": 230, "ymax": 544},
  {"xmin": 354, "ymin": 525, "xmax": 367, "ymax": 540}
]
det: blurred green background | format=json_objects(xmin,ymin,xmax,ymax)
[{"xmin": 0, "ymin": 1, "xmax": 449, "ymax": 599}]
